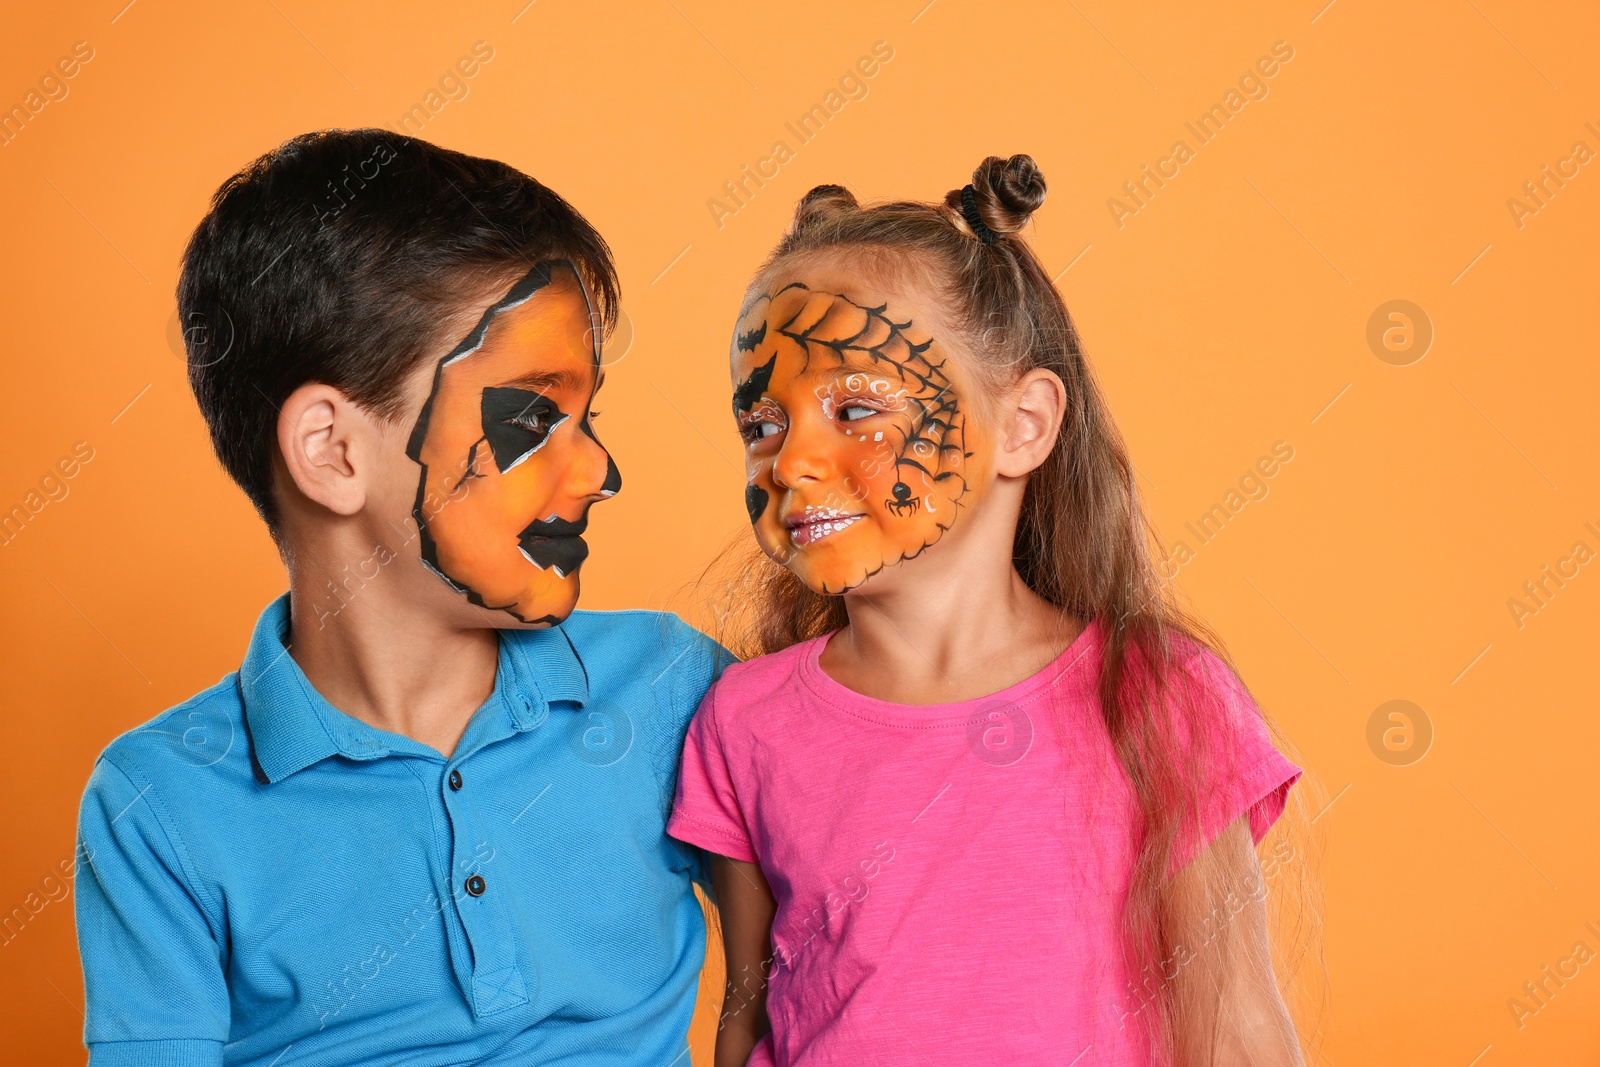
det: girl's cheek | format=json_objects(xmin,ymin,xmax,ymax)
[{"xmin": 847, "ymin": 430, "xmax": 896, "ymax": 476}]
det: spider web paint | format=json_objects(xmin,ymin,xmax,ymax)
[{"xmin": 772, "ymin": 283, "xmax": 970, "ymax": 514}]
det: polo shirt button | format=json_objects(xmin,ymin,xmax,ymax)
[
  {"xmin": 465, "ymin": 874, "xmax": 487, "ymax": 897},
  {"xmin": 448, "ymin": 769, "xmax": 463, "ymax": 791}
]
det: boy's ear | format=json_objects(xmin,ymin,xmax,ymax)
[
  {"xmin": 995, "ymin": 368, "xmax": 1067, "ymax": 479},
  {"xmin": 277, "ymin": 383, "xmax": 375, "ymax": 517}
]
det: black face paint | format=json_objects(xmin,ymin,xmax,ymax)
[
  {"xmin": 516, "ymin": 513, "xmax": 590, "ymax": 578},
  {"xmin": 886, "ymin": 480, "xmax": 920, "ymax": 516},
  {"xmin": 481, "ymin": 387, "xmax": 569, "ymax": 473},
  {"xmin": 745, "ymin": 484, "xmax": 768, "ymax": 525},
  {"xmin": 735, "ymin": 319, "xmax": 768, "ymax": 354},
  {"xmin": 732, "ymin": 354, "xmax": 777, "ymax": 415}
]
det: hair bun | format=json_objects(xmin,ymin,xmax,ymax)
[
  {"xmin": 957, "ymin": 155, "xmax": 1046, "ymax": 238},
  {"xmin": 790, "ymin": 183, "xmax": 860, "ymax": 232}
]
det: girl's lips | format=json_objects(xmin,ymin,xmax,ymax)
[{"xmin": 785, "ymin": 509, "xmax": 865, "ymax": 547}]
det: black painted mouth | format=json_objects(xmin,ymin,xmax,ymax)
[{"xmin": 516, "ymin": 515, "xmax": 589, "ymax": 577}]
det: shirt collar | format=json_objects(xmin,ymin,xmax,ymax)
[{"xmin": 239, "ymin": 595, "xmax": 590, "ymax": 784}]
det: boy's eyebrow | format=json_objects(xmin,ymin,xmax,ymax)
[{"xmin": 497, "ymin": 369, "xmax": 589, "ymax": 392}]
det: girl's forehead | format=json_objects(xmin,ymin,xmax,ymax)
[{"xmin": 758, "ymin": 256, "xmax": 943, "ymax": 323}]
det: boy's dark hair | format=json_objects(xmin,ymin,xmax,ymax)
[{"xmin": 177, "ymin": 128, "xmax": 619, "ymax": 535}]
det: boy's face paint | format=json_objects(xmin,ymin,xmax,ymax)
[
  {"xmin": 406, "ymin": 261, "xmax": 621, "ymax": 625},
  {"xmin": 731, "ymin": 281, "xmax": 981, "ymax": 595}
]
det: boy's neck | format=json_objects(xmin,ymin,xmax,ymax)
[{"xmin": 283, "ymin": 549, "xmax": 499, "ymax": 759}]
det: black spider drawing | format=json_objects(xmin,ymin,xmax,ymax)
[{"xmin": 885, "ymin": 480, "xmax": 921, "ymax": 516}]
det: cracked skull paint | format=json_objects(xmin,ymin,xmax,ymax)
[
  {"xmin": 732, "ymin": 282, "xmax": 977, "ymax": 594},
  {"xmin": 406, "ymin": 261, "xmax": 621, "ymax": 625}
]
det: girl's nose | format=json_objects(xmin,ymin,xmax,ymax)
[{"xmin": 771, "ymin": 417, "xmax": 838, "ymax": 489}]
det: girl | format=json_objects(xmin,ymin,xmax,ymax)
[{"xmin": 668, "ymin": 155, "xmax": 1312, "ymax": 1066}]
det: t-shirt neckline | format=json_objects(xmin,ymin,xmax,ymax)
[{"xmin": 798, "ymin": 614, "xmax": 1104, "ymax": 726}]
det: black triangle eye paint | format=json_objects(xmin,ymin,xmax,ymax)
[{"xmin": 481, "ymin": 386, "xmax": 569, "ymax": 472}]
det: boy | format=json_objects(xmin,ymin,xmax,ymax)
[{"xmin": 74, "ymin": 130, "xmax": 725, "ymax": 1066}]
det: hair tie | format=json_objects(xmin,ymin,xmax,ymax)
[{"xmin": 960, "ymin": 185, "xmax": 1000, "ymax": 244}]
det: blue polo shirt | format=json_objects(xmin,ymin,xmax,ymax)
[{"xmin": 75, "ymin": 596, "xmax": 729, "ymax": 1067}]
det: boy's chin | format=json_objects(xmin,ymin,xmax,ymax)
[
  {"xmin": 446, "ymin": 576, "xmax": 580, "ymax": 629},
  {"xmin": 500, "ymin": 577, "xmax": 581, "ymax": 628}
]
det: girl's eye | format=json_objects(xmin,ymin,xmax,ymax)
[
  {"xmin": 839, "ymin": 404, "xmax": 876, "ymax": 422},
  {"xmin": 742, "ymin": 420, "xmax": 783, "ymax": 444}
]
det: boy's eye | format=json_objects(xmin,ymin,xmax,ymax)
[
  {"xmin": 509, "ymin": 409, "xmax": 550, "ymax": 433},
  {"xmin": 481, "ymin": 386, "xmax": 570, "ymax": 472},
  {"xmin": 839, "ymin": 404, "xmax": 876, "ymax": 422}
]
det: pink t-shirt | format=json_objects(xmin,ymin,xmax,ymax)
[{"xmin": 666, "ymin": 616, "xmax": 1301, "ymax": 1066}]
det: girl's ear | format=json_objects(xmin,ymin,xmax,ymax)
[{"xmin": 995, "ymin": 368, "xmax": 1066, "ymax": 478}]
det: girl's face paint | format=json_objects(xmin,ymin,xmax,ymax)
[
  {"xmin": 731, "ymin": 280, "xmax": 985, "ymax": 595},
  {"xmin": 406, "ymin": 261, "xmax": 621, "ymax": 625}
]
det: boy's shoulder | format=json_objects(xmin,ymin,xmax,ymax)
[
  {"xmin": 92, "ymin": 673, "xmax": 248, "ymax": 786},
  {"xmin": 525, "ymin": 609, "xmax": 734, "ymax": 696},
  {"xmin": 546, "ymin": 606, "xmax": 698, "ymax": 649}
]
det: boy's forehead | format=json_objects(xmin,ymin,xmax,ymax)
[{"xmin": 441, "ymin": 273, "xmax": 598, "ymax": 387}]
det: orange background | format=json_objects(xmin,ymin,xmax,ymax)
[{"xmin": 3, "ymin": 1, "xmax": 1597, "ymax": 1063}]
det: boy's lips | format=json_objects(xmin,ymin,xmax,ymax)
[
  {"xmin": 516, "ymin": 514, "xmax": 589, "ymax": 578},
  {"xmin": 784, "ymin": 506, "xmax": 865, "ymax": 547}
]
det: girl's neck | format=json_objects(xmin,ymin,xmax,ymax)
[{"xmin": 821, "ymin": 529, "xmax": 1082, "ymax": 705}]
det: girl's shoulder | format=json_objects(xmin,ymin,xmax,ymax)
[
  {"xmin": 704, "ymin": 634, "xmax": 831, "ymax": 723},
  {"xmin": 704, "ymin": 633, "xmax": 844, "ymax": 751},
  {"xmin": 1167, "ymin": 635, "xmax": 1255, "ymax": 718}
]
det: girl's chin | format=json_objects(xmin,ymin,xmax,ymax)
[{"xmin": 789, "ymin": 560, "xmax": 877, "ymax": 597}]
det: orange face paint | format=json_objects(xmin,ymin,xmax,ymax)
[
  {"xmin": 731, "ymin": 282, "xmax": 980, "ymax": 594},
  {"xmin": 407, "ymin": 261, "xmax": 620, "ymax": 625}
]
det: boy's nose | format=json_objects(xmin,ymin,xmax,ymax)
[{"xmin": 571, "ymin": 422, "xmax": 621, "ymax": 503}]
